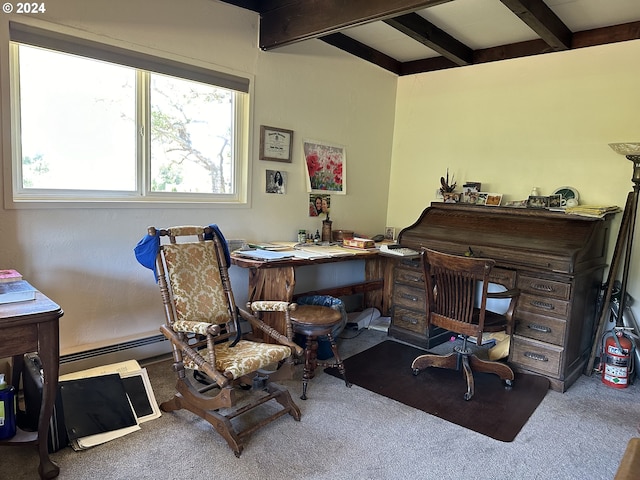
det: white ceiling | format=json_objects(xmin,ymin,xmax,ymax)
[{"xmin": 342, "ymin": 0, "xmax": 640, "ymax": 62}]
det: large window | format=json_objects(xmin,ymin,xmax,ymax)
[{"xmin": 9, "ymin": 23, "xmax": 250, "ymax": 204}]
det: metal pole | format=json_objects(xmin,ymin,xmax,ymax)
[{"xmin": 618, "ymin": 155, "xmax": 640, "ymax": 319}]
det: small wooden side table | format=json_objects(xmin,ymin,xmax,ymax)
[
  {"xmin": 290, "ymin": 305, "xmax": 351, "ymax": 400},
  {"xmin": 0, "ymin": 291, "xmax": 63, "ymax": 479}
]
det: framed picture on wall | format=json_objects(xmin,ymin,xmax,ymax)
[
  {"xmin": 303, "ymin": 139, "xmax": 346, "ymax": 194},
  {"xmin": 259, "ymin": 125, "xmax": 293, "ymax": 162}
]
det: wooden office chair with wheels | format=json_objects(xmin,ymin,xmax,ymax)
[
  {"xmin": 143, "ymin": 225, "xmax": 303, "ymax": 457},
  {"xmin": 411, "ymin": 248, "xmax": 519, "ymax": 401}
]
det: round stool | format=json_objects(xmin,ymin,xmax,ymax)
[{"xmin": 290, "ymin": 305, "xmax": 351, "ymax": 400}]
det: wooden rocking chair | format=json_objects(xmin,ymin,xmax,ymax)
[{"xmin": 145, "ymin": 225, "xmax": 303, "ymax": 457}]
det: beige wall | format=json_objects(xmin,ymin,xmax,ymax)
[
  {"xmin": 0, "ymin": 0, "xmax": 397, "ymax": 355},
  {"xmin": 388, "ymin": 39, "xmax": 640, "ymax": 324}
]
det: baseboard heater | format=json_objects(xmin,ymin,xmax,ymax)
[{"xmin": 59, "ymin": 334, "xmax": 171, "ymax": 375}]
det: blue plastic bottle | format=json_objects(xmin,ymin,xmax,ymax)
[{"xmin": 0, "ymin": 373, "xmax": 17, "ymax": 440}]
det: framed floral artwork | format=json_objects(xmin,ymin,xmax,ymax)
[{"xmin": 303, "ymin": 139, "xmax": 346, "ymax": 194}]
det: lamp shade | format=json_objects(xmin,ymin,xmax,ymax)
[{"xmin": 609, "ymin": 143, "xmax": 640, "ymax": 156}]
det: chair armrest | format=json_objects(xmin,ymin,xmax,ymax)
[
  {"xmin": 159, "ymin": 324, "xmax": 230, "ymax": 387},
  {"xmin": 239, "ymin": 306, "xmax": 304, "ymax": 356},
  {"xmin": 487, "ymin": 288, "xmax": 520, "ymax": 299},
  {"xmin": 246, "ymin": 301, "xmax": 297, "ymax": 313},
  {"xmin": 173, "ymin": 320, "xmax": 221, "ymax": 336},
  {"xmin": 487, "ymin": 288, "xmax": 520, "ymax": 334}
]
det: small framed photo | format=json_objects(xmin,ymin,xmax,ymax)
[
  {"xmin": 259, "ymin": 125, "xmax": 293, "ymax": 162},
  {"xmin": 504, "ymin": 199, "xmax": 528, "ymax": 208},
  {"xmin": 527, "ymin": 195, "xmax": 549, "ymax": 209},
  {"xmin": 476, "ymin": 192, "xmax": 502, "ymax": 206},
  {"xmin": 384, "ymin": 227, "xmax": 396, "ymax": 241},
  {"xmin": 548, "ymin": 194, "xmax": 562, "ymax": 208},
  {"xmin": 266, "ymin": 169, "xmax": 286, "ymax": 194},
  {"xmin": 461, "ymin": 184, "xmax": 480, "ymax": 204}
]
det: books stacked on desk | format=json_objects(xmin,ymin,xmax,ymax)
[
  {"xmin": 342, "ymin": 237, "xmax": 376, "ymax": 250},
  {"xmin": 0, "ymin": 269, "xmax": 36, "ymax": 305}
]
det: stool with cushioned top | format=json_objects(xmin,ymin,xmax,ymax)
[{"xmin": 290, "ymin": 305, "xmax": 351, "ymax": 399}]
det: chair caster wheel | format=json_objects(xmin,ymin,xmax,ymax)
[
  {"xmin": 412, "ymin": 368, "xmax": 420, "ymax": 376},
  {"xmin": 464, "ymin": 392, "xmax": 472, "ymax": 401},
  {"xmin": 504, "ymin": 379, "xmax": 513, "ymax": 389}
]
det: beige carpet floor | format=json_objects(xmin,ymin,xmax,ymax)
[{"xmin": 3, "ymin": 328, "xmax": 640, "ymax": 480}]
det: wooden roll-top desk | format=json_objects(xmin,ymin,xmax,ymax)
[{"xmin": 393, "ymin": 202, "xmax": 614, "ymax": 392}]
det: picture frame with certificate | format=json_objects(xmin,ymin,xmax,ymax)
[{"xmin": 259, "ymin": 125, "xmax": 293, "ymax": 162}]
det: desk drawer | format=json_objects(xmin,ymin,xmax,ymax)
[
  {"xmin": 490, "ymin": 268, "xmax": 516, "ymax": 289},
  {"xmin": 517, "ymin": 275, "xmax": 571, "ymax": 300},
  {"xmin": 395, "ymin": 266, "xmax": 424, "ymax": 286},
  {"xmin": 514, "ymin": 311, "xmax": 566, "ymax": 346},
  {"xmin": 0, "ymin": 324, "xmax": 38, "ymax": 357},
  {"xmin": 392, "ymin": 306, "xmax": 427, "ymax": 334},
  {"xmin": 510, "ymin": 335, "xmax": 563, "ymax": 377},
  {"xmin": 393, "ymin": 284, "xmax": 426, "ymax": 311},
  {"xmin": 517, "ymin": 292, "xmax": 570, "ymax": 319}
]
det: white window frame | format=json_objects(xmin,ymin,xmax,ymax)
[{"xmin": 6, "ymin": 22, "xmax": 251, "ymax": 207}]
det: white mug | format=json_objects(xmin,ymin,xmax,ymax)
[{"xmin": 566, "ymin": 198, "xmax": 578, "ymax": 207}]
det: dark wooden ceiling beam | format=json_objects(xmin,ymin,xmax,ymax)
[
  {"xmin": 321, "ymin": 33, "xmax": 402, "ymax": 75},
  {"xmin": 400, "ymin": 21, "xmax": 639, "ymax": 75},
  {"xmin": 571, "ymin": 21, "xmax": 640, "ymax": 48},
  {"xmin": 385, "ymin": 13, "xmax": 473, "ymax": 65},
  {"xmin": 499, "ymin": 0, "xmax": 572, "ymax": 50},
  {"xmin": 259, "ymin": 0, "xmax": 454, "ymax": 50}
]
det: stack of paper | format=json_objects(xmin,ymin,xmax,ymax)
[
  {"xmin": 565, "ymin": 205, "xmax": 620, "ymax": 218},
  {"xmin": 235, "ymin": 249, "xmax": 294, "ymax": 261},
  {"xmin": 293, "ymin": 245, "xmax": 356, "ymax": 259},
  {"xmin": 59, "ymin": 360, "xmax": 161, "ymax": 451}
]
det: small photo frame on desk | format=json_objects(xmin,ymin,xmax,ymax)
[
  {"xmin": 259, "ymin": 125, "xmax": 293, "ymax": 162},
  {"xmin": 484, "ymin": 193, "xmax": 503, "ymax": 206},
  {"xmin": 527, "ymin": 195, "xmax": 549, "ymax": 209},
  {"xmin": 475, "ymin": 192, "xmax": 503, "ymax": 206},
  {"xmin": 548, "ymin": 194, "xmax": 562, "ymax": 208}
]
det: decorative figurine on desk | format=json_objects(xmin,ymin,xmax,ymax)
[
  {"xmin": 440, "ymin": 169, "xmax": 457, "ymax": 202},
  {"xmin": 321, "ymin": 202, "xmax": 332, "ymax": 242}
]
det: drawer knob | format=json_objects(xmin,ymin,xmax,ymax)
[
  {"xmin": 531, "ymin": 283, "xmax": 554, "ymax": 292},
  {"xmin": 401, "ymin": 315, "xmax": 418, "ymax": 325},
  {"xmin": 401, "ymin": 293, "xmax": 419, "ymax": 302},
  {"xmin": 530, "ymin": 300, "xmax": 554, "ymax": 310},
  {"xmin": 527, "ymin": 323, "xmax": 552, "ymax": 334},
  {"xmin": 524, "ymin": 351, "xmax": 548, "ymax": 362}
]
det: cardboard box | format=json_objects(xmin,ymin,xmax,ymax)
[{"xmin": 343, "ymin": 237, "xmax": 375, "ymax": 249}]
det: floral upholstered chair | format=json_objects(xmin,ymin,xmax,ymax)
[{"xmin": 142, "ymin": 225, "xmax": 303, "ymax": 457}]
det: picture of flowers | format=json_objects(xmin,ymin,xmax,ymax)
[{"xmin": 303, "ymin": 139, "xmax": 346, "ymax": 194}]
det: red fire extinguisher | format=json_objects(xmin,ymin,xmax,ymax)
[{"xmin": 601, "ymin": 328, "xmax": 635, "ymax": 388}]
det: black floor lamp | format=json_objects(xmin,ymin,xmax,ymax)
[
  {"xmin": 586, "ymin": 143, "xmax": 640, "ymax": 374},
  {"xmin": 608, "ymin": 142, "xmax": 640, "ymax": 318}
]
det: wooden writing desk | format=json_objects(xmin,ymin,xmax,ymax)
[
  {"xmin": 396, "ymin": 202, "xmax": 613, "ymax": 391},
  {"xmin": 0, "ymin": 291, "xmax": 63, "ymax": 479},
  {"xmin": 232, "ymin": 249, "xmax": 392, "ymax": 339}
]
